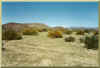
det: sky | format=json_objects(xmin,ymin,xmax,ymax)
[{"xmin": 2, "ymin": 2, "xmax": 98, "ymax": 28}]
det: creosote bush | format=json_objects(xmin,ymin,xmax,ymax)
[
  {"xmin": 65, "ymin": 36, "xmax": 75, "ymax": 42},
  {"xmin": 23, "ymin": 27, "xmax": 38, "ymax": 35},
  {"xmin": 84, "ymin": 35, "xmax": 98, "ymax": 49},
  {"xmin": 2, "ymin": 29, "xmax": 22, "ymax": 40},
  {"xmin": 48, "ymin": 30, "xmax": 63, "ymax": 38}
]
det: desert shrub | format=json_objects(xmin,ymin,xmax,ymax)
[
  {"xmin": 38, "ymin": 28, "xmax": 48, "ymax": 32},
  {"xmin": 84, "ymin": 35, "xmax": 98, "ymax": 49},
  {"xmin": 37, "ymin": 28, "xmax": 43, "ymax": 32},
  {"xmin": 65, "ymin": 36, "xmax": 75, "ymax": 42},
  {"xmin": 48, "ymin": 30, "xmax": 63, "ymax": 38},
  {"xmin": 76, "ymin": 30, "xmax": 85, "ymax": 35},
  {"xmin": 93, "ymin": 31, "xmax": 98, "ymax": 35},
  {"xmin": 2, "ymin": 29, "xmax": 22, "ymax": 40},
  {"xmin": 42, "ymin": 28, "xmax": 48, "ymax": 32},
  {"xmin": 80, "ymin": 37, "xmax": 85, "ymax": 43},
  {"xmin": 2, "ymin": 31, "xmax": 6, "ymax": 40},
  {"xmin": 53, "ymin": 27, "xmax": 65, "ymax": 33},
  {"xmin": 64, "ymin": 30, "xmax": 73, "ymax": 35},
  {"xmin": 23, "ymin": 27, "xmax": 38, "ymax": 35},
  {"xmin": 84, "ymin": 29, "xmax": 90, "ymax": 33}
]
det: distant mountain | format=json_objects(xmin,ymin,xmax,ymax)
[
  {"xmin": 2, "ymin": 22, "xmax": 98, "ymax": 32},
  {"xmin": 2, "ymin": 23, "xmax": 27, "ymax": 32},
  {"xmin": 23, "ymin": 23, "xmax": 50, "ymax": 29},
  {"xmin": 2, "ymin": 22, "xmax": 50, "ymax": 32},
  {"xmin": 70, "ymin": 27, "xmax": 98, "ymax": 30}
]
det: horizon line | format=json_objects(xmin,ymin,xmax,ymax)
[{"xmin": 2, "ymin": 22, "xmax": 98, "ymax": 28}]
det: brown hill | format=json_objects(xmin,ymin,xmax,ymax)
[{"xmin": 2, "ymin": 22, "xmax": 50, "ymax": 32}]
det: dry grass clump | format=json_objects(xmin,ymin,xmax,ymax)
[
  {"xmin": 2, "ymin": 29, "xmax": 22, "ymax": 40},
  {"xmin": 64, "ymin": 36, "xmax": 75, "ymax": 42},
  {"xmin": 84, "ymin": 35, "xmax": 98, "ymax": 49},
  {"xmin": 23, "ymin": 27, "xmax": 38, "ymax": 35},
  {"xmin": 48, "ymin": 30, "xmax": 63, "ymax": 38}
]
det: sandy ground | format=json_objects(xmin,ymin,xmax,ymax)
[{"xmin": 2, "ymin": 32, "xmax": 99, "ymax": 67}]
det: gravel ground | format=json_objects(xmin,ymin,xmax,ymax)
[{"xmin": 2, "ymin": 32, "xmax": 99, "ymax": 67}]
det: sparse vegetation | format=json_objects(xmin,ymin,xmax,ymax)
[
  {"xmin": 48, "ymin": 30, "xmax": 63, "ymax": 38},
  {"xmin": 84, "ymin": 35, "xmax": 98, "ymax": 49},
  {"xmin": 76, "ymin": 30, "xmax": 85, "ymax": 35},
  {"xmin": 37, "ymin": 28, "xmax": 48, "ymax": 32},
  {"xmin": 64, "ymin": 29, "xmax": 73, "ymax": 35},
  {"xmin": 84, "ymin": 29, "xmax": 90, "ymax": 33},
  {"xmin": 2, "ymin": 29, "xmax": 22, "ymax": 40},
  {"xmin": 23, "ymin": 27, "xmax": 38, "ymax": 35},
  {"xmin": 42, "ymin": 28, "xmax": 48, "ymax": 32},
  {"xmin": 80, "ymin": 37, "xmax": 85, "ymax": 43},
  {"xmin": 2, "ymin": 23, "xmax": 98, "ymax": 66},
  {"xmin": 53, "ymin": 27, "xmax": 65, "ymax": 33},
  {"xmin": 64, "ymin": 36, "xmax": 75, "ymax": 42},
  {"xmin": 93, "ymin": 31, "xmax": 98, "ymax": 35}
]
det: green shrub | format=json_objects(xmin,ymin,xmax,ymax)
[
  {"xmin": 2, "ymin": 29, "xmax": 22, "ymax": 40},
  {"xmin": 65, "ymin": 36, "xmax": 75, "ymax": 42},
  {"xmin": 48, "ymin": 30, "xmax": 63, "ymax": 38},
  {"xmin": 84, "ymin": 35, "xmax": 98, "ymax": 49},
  {"xmin": 23, "ymin": 27, "xmax": 38, "ymax": 35}
]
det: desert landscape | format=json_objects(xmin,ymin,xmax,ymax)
[
  {"xmin": 2, "ymin": 23, "xmax": 99, "ymax": 67},
  {"xmin": 2, "ymin": 2, "xmax": 98, "ymax": 67}
]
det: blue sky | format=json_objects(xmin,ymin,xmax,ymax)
[{"xmin": 2, "ymin": 2, "xmax": 98, "ymax": 28}]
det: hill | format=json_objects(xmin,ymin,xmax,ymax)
[{"xmin": 2, "ymin": 22, "xmax": 50, "ymax": 32}]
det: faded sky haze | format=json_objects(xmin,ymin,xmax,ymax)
[{"xmin": 2, "ymin": 2, "xmax": 98, "ymax": 28}]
